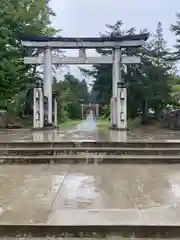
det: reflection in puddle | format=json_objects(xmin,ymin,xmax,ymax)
[
  {"xmin": 63, "ymin": 111, "xmax": 97, "ymax": 141},
  {"xmin": 62, "ymin": 111, "xmax": 97, "ymax": 141},
  {"xmin": 52, "ymin": 175, "xmax": 66, "ymax": 192},
  {"xmin": 168, "ymin": 174, "xmax": 180, "ymax": 198},
  {"xmin": 62, "ymin": 175, "xmax": 99, "ymax": 200},
  {"xmin": 171, "ymin": 184, "xmax": 180, "ymax": 197},
  {"xmin": 51, "ymin": 166, "xmax": 180, "ymax": 212},
  {"xmin": 166, "ymin": 173, "xmax": 180, "ymax": 206},
  {"xmin": 76, "ymin": 111, "xmax": 96, "ymax": 132},
  {"xmin": 166, "ymin": 140, "xmax": 180, "ymax": 142},
  {"xmin": 53, "ymin": 173, "xmax": 101, "ymax": 209}
]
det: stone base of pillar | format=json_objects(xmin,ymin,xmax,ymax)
[
  {"xmin": 43, "ymin": 124, "xmax": 58, "ymax": 130},
  {"xmin": 110, "ymin": 97, "xmax": 116, "ymax": 126},
  {"xmin": 109, "ymin": 128, "xmax": 128, "ymax": 141},
  {"xmin": 31, "ymin": 125, "xmax": 58, "ymax": 131},
  {"xmin": 109, "ymin": 126, "xmax": 129, "ymax": 131}
]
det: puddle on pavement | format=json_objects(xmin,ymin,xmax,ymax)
[
  {"xmin": 50, "ymin": 164, "xmax": 180, "ymax": 212},
  {"xmin": 0, "ymin": 238, "xmax": 173, "ymax": 239},
  {"xmin": 64, "ymin": 111, "xmax": 97, "ymax": 141},
  {"xmin": 1, "ymin": 164, "xmax": 180, "ymax": 212},
  {"xmin": 2, "ymin": 114, "xmax": 180, "ymax": 142},
  {"xmin": 0, "ymin": 238, "xmax": 173, "ymax": 240},
  {"xmin": 0, "ymin": 164, "xmax": 180, "ymax": 226},
  {"xmin": 166, "ymin": 172, "xmax": 180, "ymax": 206},
  {"xmin": 76, "ymin": 111, "xmax": 96, "ymax": 132},
  {"xmin": 54, "ymin": 174, "xmax": 100, "ymax": 208}
]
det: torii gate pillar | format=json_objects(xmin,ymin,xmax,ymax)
[
  {"xmin": 111, "ymin": 48, "xmax": 127, "ymax": 130},
  {"xmin": 44, "ymin": 47, "xmax": 53, "ymax": 125}
]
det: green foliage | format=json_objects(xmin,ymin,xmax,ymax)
[
  {"xmin": 1, "ymin": 2, "xmax": 180, "ymax": 126},
  {"xmin": 0, "ymin": 0, "xmax": 57, "ymax": 112},
  {"xmin": 82, "ymin": 21, "xmax": 176, "ymax": 122},
  {"xmin": 171, "ymin": 13, "xmax": 180, "ymax": 59},
  {"xmin": 54, "ymin": 73, "xmax": 90, "ymax": 121}
]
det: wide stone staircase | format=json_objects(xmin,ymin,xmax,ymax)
[
  {"xmin": 0, "ymin": 140, "xmax": 180, "ymax": 239},
  {"xmin": 0, "ymin": 140, "xmax": 180, "ymax": 164}
]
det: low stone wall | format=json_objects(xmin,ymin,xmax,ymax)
[
  {"xmin": 161, "ymin": 109, "xmax": 180, "ymax": 129},
  {"xmin": 0, "ymin": 110, "xmax": 7, "ymax": 128}
]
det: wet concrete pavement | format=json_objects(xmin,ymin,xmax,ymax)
[
  {"xmin": 0, "ymin": 238, "xmax": 174, "ymax": 240},
  {"xmin": 0, "ymin": 238, "xmax": 175, "ymax": 240},
  {"xmin": 1, "ymin": 117, "xmax": 180, "ymax": 237},
  {"xmin": 2, "ymin": 126, "xmax": 180, "ymax": 142},
  {"xmin": 2, "ymin": 108, "xmax": 180, "ymax": 143},
  {"xmin": 0, "ymin": 164, "xmax": 179, "ymax": 225},
  {"xmin": 2, "ymin": 114, "xmax": 180, "ymax": 142}
]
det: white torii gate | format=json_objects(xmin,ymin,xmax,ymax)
[
  {"xmin": 21, "ymin": 34, "xmax": 148, "ymax": 130},
  {"xmin": 81, "ymin": 103, "xmax": 99, "ymax": 120}
]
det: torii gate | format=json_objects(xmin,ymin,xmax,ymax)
[
  {"xmin": 81, "ymin": 103, "xmax": 99, "ymax": 120},
  {"xmin": 21, "ymin": 34, "xmax": 148, "ymax": 130}
]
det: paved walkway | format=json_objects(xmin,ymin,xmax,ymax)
[
  {"xmin": 0, "ymin": 164, "xmax": 179, "ymax": 225},
  {"xmin": 0, "ymin": 238, "xmax": 172, "ymax": 240},
  {"xmin": 0, "ymin": 238, "xmax": 173, "ymax": 240},
  {"xmin": 1, "ymin": 126, "xmax": 180, "ymax": 142}
]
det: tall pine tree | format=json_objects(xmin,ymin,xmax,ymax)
[{"xmin": 0, "ymin": 0, "xmax": 58, "ymax": 108}]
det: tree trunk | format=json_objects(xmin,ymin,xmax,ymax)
[{"xmin": 141, "ymin": 99, "xmax": 148, "ymax": 124}]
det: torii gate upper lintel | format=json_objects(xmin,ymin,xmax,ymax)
[{"xmin": 21, "ymin": 34, "xmax": 149, "ymax": 130}]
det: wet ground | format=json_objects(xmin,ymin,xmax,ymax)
[
  {"xmin": 0, "ymin": 238, "xmax": 175, "ymax": 240},
  {"xmin": 2, "ymin": 126, "xmax": 180, "ymax": 142},
  {"xmin": 0, "ymin": 164, "xmax": 179, "ymax": 225},
  {"xmin": 1, "ymin": 117, "xmax": 180, "ymax": 235},
  {"xmin": 0, "ymin": 238, "xmax": 173, "ymax": 240},
  {"xmin": 1, "ymin": 113, "xmax": 180, "ymax": 142}
]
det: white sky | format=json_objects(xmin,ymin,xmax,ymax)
[{"xmin": 50, "ymin": 0, "xmax": 180, "ymax": 84}]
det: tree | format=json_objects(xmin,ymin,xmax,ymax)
[
  {"xmin": 54, "ymin": 73, "xmax": 90, "ymax": 121},
  {"xmin": 0, "ymin": 0, "xmax": 57, "ymax": 113},
  {"xmin": 81, "ymin": 21, "xmax": 174, "ymax": 121},
  {"xmin": 132, "ymin": 22, "xmax": 170, "ymax": 121},
  {"xmin": 170, "ymin": 13, "xmax": 180, "ymax": 60}
]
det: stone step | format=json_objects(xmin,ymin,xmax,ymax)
[
  {"xmin": 1, "ymin": 147, "xmax": 180, "ymax": 156},
  {"xmin": 0, "ymin": 154, "xmax": 180, "ymax": 164},
  {"xmin": 0, "ymin": 237, "xmax": 170, "ymax": 240},
  {"xmin": 0, "ymin": 238, "xmax": 146, "ymax": 240},
  {"xmin": 0, "ymin": 238, "xmax": 159, "ymax": 240},
  {"xmin": 0, "ymin": 224, "xmax": 178, "ymax": 238},
  {"xmin": 0, "ymin": 141, "xmax": 180, "ymax": 148}
]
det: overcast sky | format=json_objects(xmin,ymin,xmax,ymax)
[{"xmin": 49, "ymin": 0, "xmax": 180, "ymax": 83}]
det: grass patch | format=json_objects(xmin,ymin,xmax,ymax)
[
  {"xmin": 96, "ymin": 118, "xmax": 140, "ymax": 130},
  {"xmin": 58, "ymin": 119, "xmax": 81, "ymax": 131},
  {"xmin": 58, "ymin": 117, "xmax": 140, "ymax": 132},
  {"xmin": 128, "ymin": 118, "xmax": 141, "ymax": 129},
  {"xmin": 96, "ymin": 119, "xmax": 109, "ymax": 129}
]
